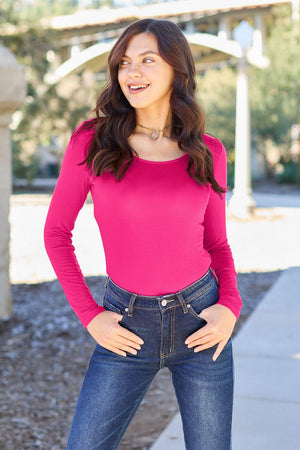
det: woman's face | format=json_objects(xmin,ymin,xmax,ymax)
[{"xmin": 117, "ymin": 32, "xmax": 175, "ymax": 110}]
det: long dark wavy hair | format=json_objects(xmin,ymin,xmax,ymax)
[{"xmin": 76, "ymin": 18, "xmax": 226, "ymax": 195}]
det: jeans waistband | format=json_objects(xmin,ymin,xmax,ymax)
[{"xmin": 105, "ymin": 267, "xmax": 218, "ymax": 315}]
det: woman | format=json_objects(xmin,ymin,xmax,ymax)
[{"xmin": 44, "ymin": 18, "xmax": 242, "ymax": 450}]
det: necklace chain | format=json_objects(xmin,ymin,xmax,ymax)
[{"xmin": 136, "ymin": 122, "xmax": 172, "ymax": 140}]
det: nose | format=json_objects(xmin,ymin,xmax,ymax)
[{"xmin": 127, "ymin": 61, "xmax": 143, "ymax": 77}]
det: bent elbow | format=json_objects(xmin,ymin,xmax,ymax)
[{"xmin": 43, "ymin": 219, "xmax": 73, "ymax": 253}]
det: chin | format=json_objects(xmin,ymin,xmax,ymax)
[{"xmin": 128, "ymin": 99, "xmax": 152, "ymax": 108}]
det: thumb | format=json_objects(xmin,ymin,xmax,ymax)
[
  {"xmin": 115, "ymin": 313, "xmax": 124, "ymax": 323},
  {"xmin": 109, "ymin": 311, "xmax": 123, "ymax": 323},
  {"xmin": 198, "ymin": 308, "xmax": 207, "ymax": 320}
]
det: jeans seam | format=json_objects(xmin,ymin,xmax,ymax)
[
  {"xmin": 103, "ymin": 298, "xmax": 123, "ymax": 315},
  {"xmin": 188, "ymin": 305, "xmax": 206, "ymax": 321},
  {"xmin": 160, "ymin": 307, "xmax": 176, "ymax": 359},
  {"xmin": 160, "ymin": 311, "xmax": 165, "ymax": 366},
  {"xmin": 170, "ymin": 307, "xmax": 175, "ymax": 355},
  {"xmin": 184, "ymin": 279, "xmax": 215, "ymax": 303},
  {"xmin": 112, "ymin": 379, "xmax": 156, "ymax": 449},
  {"xmin": 106, "ymin": 289, "xmax": 128, "ymax": 307}
]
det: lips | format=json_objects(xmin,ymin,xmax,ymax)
[{"xmin": 128, "ymin": 84, "xmax": 150, "ymax": 94}]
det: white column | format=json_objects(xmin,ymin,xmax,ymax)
[
  {"xmin": 70, "ymin": 36, "xmax": 83, "ymax": 59},
  {"xmin": 292, "ymin": 0, "xmax": 300, "ymax": 38},
  {"xmin": 253, "ymin": 13, "xmax": 267, "ymax": 56},
  {"xmin": 0, "ymin": 45, "xmax": 26, "ymax": 321},
  {"xmin": 228, "ymin": 52, "xmax": 256, "ymax": 219},
  {"xmin": 218, "ymin": 16, "xmax": 231, "ymax": 40},
  {"xmin": 292, "ymin": 0, "xmax": 300, "ymax": 22}
]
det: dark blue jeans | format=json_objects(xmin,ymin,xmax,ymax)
[{"xmin": 66, "ymin": 268, "xmax": 234, "ymax": 450}]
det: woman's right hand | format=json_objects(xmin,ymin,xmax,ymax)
[{"xmin": 86, "ymin": 311, "xmax": 144, "ymax": 357}]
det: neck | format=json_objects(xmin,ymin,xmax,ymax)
[
  {"xmin": 135, "ymin": 106, "xmax": 172, "ymax": 134},
  {"xmin": 136, "ymin": 122, "xmax": 171, "ymax": 138}
]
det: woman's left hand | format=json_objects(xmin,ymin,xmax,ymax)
[{"xmin": 185, "ymin": 304, "xmax": 236, "ymax": 361}]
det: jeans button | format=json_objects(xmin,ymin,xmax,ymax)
[{"xmin": 161, "ymin": 299, "xmax": 167, "ymax": 307}]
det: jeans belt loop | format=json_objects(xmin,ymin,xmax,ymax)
[
  {"xmin": 210, "ymin": 267, "xmax": 219, "ymax": 285},
  {"xmin": 176, "ymin": 292, "xmax": 189, "ymax": 314},
  {"xmin": 127, "ymin": 293, "xmax": 138, "ymax": 317}
]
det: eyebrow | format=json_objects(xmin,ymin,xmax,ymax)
[{"xmin": 122, "ymin": 50, "xmax": 160, "ymax": 58}]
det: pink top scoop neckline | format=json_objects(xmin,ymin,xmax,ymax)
[{"xmin": 133, "ymin": 153, "xmax": 188, "ymax": 164}]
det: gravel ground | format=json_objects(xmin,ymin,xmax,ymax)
[{"xmin": 0, "ymin": 269, "xmax": 282, "ymax": 450}]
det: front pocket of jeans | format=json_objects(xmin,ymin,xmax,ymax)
[
  {"xmin": 103, "ymin": 291, "xmax": 128, "ymax": 324},
  {"xmin": 187, "ymin": 282, "xmax": 219, "ymax": 321}
]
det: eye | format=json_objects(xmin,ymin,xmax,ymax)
[{"xmin": 118, "ymin": 57, "xmax": 154, "ymax": 67}]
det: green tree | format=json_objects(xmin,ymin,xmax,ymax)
[
  {"xmin": 251, "ymin": 5, "xmax": 300, "ymax": 143},
  {"xmin": 197, "ymin": 4, "xmax": 300, "ymax": 184},
  {"xmin": 0, "ymin": 0, "xmax": 104, "ymax": 183},
  {"xmin": 196, "ymin": 65, "xmax": 237, "ymax": 187},
  {"xmin": 197, "ymin": 65, "xmax": 237, "ymax": 154},
  {"xmin": 250, "ymin": 4, "xmax": 300, "ymax": 182}
]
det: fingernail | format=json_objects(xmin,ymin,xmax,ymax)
[{"xmin": 140, "ymin": 340, "xmax": 144, "ymax": 345}]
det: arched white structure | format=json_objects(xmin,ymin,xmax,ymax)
[
  {"xmin": 45, "ymin": 40, "xmax": 115, "ymax": 84},
  {"xmin": 44, "ymin": 32, "xmax": 269, "ymax": 85}
]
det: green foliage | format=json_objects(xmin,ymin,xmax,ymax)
[
  {"xmin": 0, "ymin": 1, "xmax": 78, "ymax": 25},
  {"xmin": 0, "ymin": 0, "xmax": 115, "ymax": 25},
  {"xmin": 250, "ymin": 4, "xmax": 300, "ymax": 147},
  {"xmin": 197, "ymin": 65, "xmax": 237, "ymax": 186},
  {"xmin": 197, "ymin": 4, "xmax": 300, "ymax": 184},
  {"xmin": 1, "ymin": 4, "xmax": 102, "ymax": 179},
  {"xmin": 197, "ymin": 65, "xmax": 237, "ymax": 154},
  {"xmin": 226, "ymin": 161, "xmax": 235, "ymax": 190},
  {"xmin": 12, "ymin": 141, "xmax": 40, "ymax": 184},
  {"xmin": 275, "ymin": 158, "xmax": 298, "ymax": 184}
]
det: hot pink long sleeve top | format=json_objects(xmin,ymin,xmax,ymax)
[{"xmin": 44, "ymin": 121, "xmax": 242, "ymax": 328}]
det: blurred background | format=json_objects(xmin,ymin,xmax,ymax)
[{"xmin": 0, "ymin": 1, "xmax": 299, "ymax": 449}]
